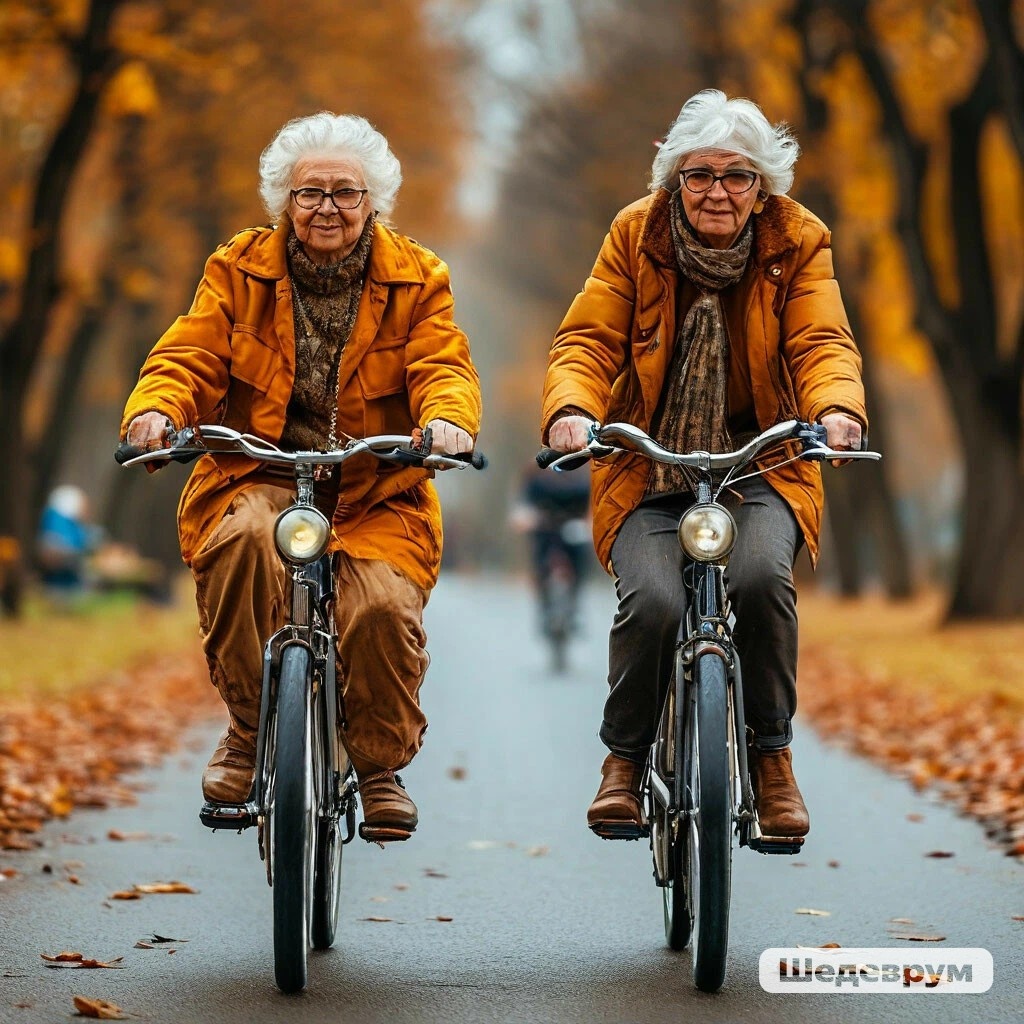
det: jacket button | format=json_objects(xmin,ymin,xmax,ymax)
[{"xmin": 770, "ymin": 265, "xmax": 782, "ymax": 277}]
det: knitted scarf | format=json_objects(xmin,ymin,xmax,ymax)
[
  {"xmin": 280, "ymin": 214, "xmax": 375, "ymax": 452},
  {"xmin": 647, "ymin": 196, "xmax": 752, "ymax": 494}
]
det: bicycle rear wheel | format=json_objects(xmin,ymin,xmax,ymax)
[
  {"xmin": 310, "ymin": 683, "xmax": 343, "ymax": 950},
  {"xmin": 686, "ymin": 652, "xmax": 733, "ymax": 993},
  {"xmin": 270, "ymin": 644, "xmax": 313, "ymax": 994}
]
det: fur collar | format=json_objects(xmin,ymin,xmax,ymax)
[{"xmin": 638, "ymin": 187, "xmax": 807, "ymax": 270}]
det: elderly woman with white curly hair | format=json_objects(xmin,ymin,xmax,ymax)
[
  {"xmin": 122, "ymin": 112, "xmax": 481, "ymax": 842},
  {"xmin": 542, "ymin": 89, "xmax": 867, "ymax": 843}
]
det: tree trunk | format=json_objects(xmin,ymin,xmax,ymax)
[{"xmin": 0, "ymin": 0, "xmax": 124, "ymax": 606}]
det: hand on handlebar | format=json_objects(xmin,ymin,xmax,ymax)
[
  {"xmin": 548, "ymin": 415, "xmax": 595, "ymax": 453},
  {"xmin": 126, "ymin": 412, "xmax": 173, "ymax": 450},
  {"xmin": 819, "ymin": 411, "xmax": 863, "ymax": 468},
  {"xmin": 425, "ymin": 419, "xmax": 475, "ymax": 471}
]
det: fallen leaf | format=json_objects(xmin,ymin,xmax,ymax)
[
  {"xmin": 151, "ymin": 934, "xmax": 186, "ymax": 944},
  {"xmin": 1012, "ymin": 915, "xmax": 1024, "ymax": 921},
  {"xmin": 423, "ymin": 868, "xmax": 447, "ymax": 879},
  {"xmin": 892, "ymin": 933, "xmax": 947, "ymax": 942},
  {"xmin": 134, "ymin": 942, "xmax": 153, "ymax": 949},
  {"xmin": 794, "ymin": 908, "xmax": 831, "ymax": 916},
  {"xmin": 68, "ymin": 875, "xmax": 81, "ymax": 885},
  {"xmin": 827, "ymin": 860, "xmax": 840, "ymax": 868},
  {"xmin": 393, "ymin": 883, "xmax": 409, "ymax": 892},
  {"xmin": 903, "ymin": 966, "xmax": 944, "ymax": 986},
  {"xmin": 110, "ymin": 891, "xmax": 141, "ymax": 900},
  {"xmin": 526, "ymin": 845, "xmax": 550, "ymax": 857},
  {"xmin": 360, "ymin": 916, "xmax": 394, "ymax": 923},
  {"xmin": 466, "ymin": 840, "xmax": 500, "ymax": 851},
  {"xmin": 797, "ymin": 942, "xmax": 842, "ymax": 949},
  {"xmin": 42, "ymin": 952, "xmax": 124, "ymax": 969},
  {"xmin": 924, "ymin": 851, "xmax": 955, "ymax": 859},
  {"xmin": 369, "ymin": 896, "xmax": 390, "ymax": 904},
  {"xmin": 791, "ymin": 861, "xmax": 807, "ymax": 868},
  {"xmin": 446, "ymin": 765, "xmax": 467, "ymax": 781},
  {"xmin": 0, "ymin": 868, "xmax": 18, "ymax": 879},
  {"xmin": 906, "ymin": 813, "xmax": 925, "ymax": 823},
  {"xmin": 433, "ymin": 916, "xmax": 453, "ymax": 922},
  {"xmin": 889, "ymin": 917, "xmax": 915, "ymax": 925},
  {"xmin": 167, "ymin": 949, "xmax": 177, "ymax": 955},
  {"xmin": 132, "ymin": 881, "xmax": 197, "ymax": 894},
  {"xmin": 107, "ymin": 830, "xmax": 152, "ymax": 842},
  {"xmin": 72, "ymin": 995, "xmax": 127, "ymax": 1019}
]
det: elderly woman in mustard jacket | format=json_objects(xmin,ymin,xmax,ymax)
[
  {"xmin": 123, "ymin": 112, "xmax": 481, "ymax": 842},
  {"xmin": 542, "ymin": 90, "xmax": 866, "ymax": 843}
]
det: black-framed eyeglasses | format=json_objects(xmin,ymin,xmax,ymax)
[
  {"xmin": 290, "ymin": 186, "xmax": 369, "ymax": 211},
  {"xmin": 679, "ymin": 168, "xmax": 759, "ymax": 195}
]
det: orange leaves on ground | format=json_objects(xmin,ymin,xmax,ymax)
[
  {"xmin": 0, "ymin": 651, "xmax": 215, "ymax": 851},
  {"xmin": 72, "ymin": 995, "xmax": 127, "ymax": 1019},
  {"xmin": 799, "ymin": 635, "xmax": 1024, "ymax": 860}
]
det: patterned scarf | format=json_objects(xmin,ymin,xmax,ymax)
[
  {"xmin": 648, "ymin": 196, "xmax": 752, "ymax": 494},
  {"xmin": 280, "ymin": 214, "xmax": 375, "ymax": 452}
]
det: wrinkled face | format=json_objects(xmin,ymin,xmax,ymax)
[
  {"xmin": 288, "ymin": 154, "xmax": 372, "ymax": 265},
  {"xmin": 677, "ymin": 148, "xmax": 761, "ymax": 250}
]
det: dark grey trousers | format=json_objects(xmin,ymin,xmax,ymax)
[{"xmin": 601, "ymin": 475, "xmax": 801, "ymax": 761}]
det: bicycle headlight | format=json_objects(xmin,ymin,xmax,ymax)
[
  {"xmin": 678, "ymin": 503, "xmax": 736, "ymax": 562},
  {"xmin": 274, "ymin": 506, "xmax": 331, "ymax": 564}
]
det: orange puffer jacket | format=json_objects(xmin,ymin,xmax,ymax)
[
  {"xmin": 542, "ymin": 188, "xmax": 867, "ymax": 571},
  {"xmin": 121, "ymin": 221, "xmax": 481, "ymax": 589}
]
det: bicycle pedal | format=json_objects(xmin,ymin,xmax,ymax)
[
  {"xmin": 589, "ymin": 822, "xmax": 650, "ymax": 841},
  {"xmin": 748, "ymin": 835, "xmax": 804, "ymax": 855},
  {"xmin": 199, "ymin": 801, "xmax": 258, "ymax": 831},
  {"xmin": 358, "ymin": 822, "xmax": 414, "ymax": 844}
]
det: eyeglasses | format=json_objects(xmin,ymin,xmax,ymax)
[
  {"xmin": 679, "ymin": 168, "xmax": 759, "ymax": 195},
  {"xmin": 290, "ymin": 186, "xmax": 369, "ymax": 211}
]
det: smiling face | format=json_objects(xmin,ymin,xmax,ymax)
[
  {"xmin": 288, "ymin": 154, "xmax": 372, "ymax": 265},
  {"xmin": 677, "ymin": 148, "xmax": 761, "ymax": 250}
]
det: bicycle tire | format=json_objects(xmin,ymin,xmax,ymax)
[
  {"xmin": 686, "ymin": 652, "xmax": 733, "ymax": 993},
  {"xmin": 658, "ymin": 665, "xmax": 692, "ymax": 950},
  {"xmin": 310, "ymin": 682, "xmax": 343, "ymax": 950},
  {"xmin": 271, "ymin": 644, "xmax": 313, "ymax": 994}
]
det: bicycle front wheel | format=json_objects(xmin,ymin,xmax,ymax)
[
  {"xmin": 310, "ymin": 680, "xmax": 343, "ymax": 950},
  {"xmin": 270, "ymin": 644, "xmax": 313, "ymax": 994},
  {"xmin": 686, "ymin": 652, "xmax": 733, "ymax": 993}
]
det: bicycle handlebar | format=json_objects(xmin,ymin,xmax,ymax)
[
  {"xmin": 116, "ymin": 424, "xmax": 487, "ymax": 472},
  {"xmin": 537, "ymin": 419, "xmax": 879, "ymax": 473}
]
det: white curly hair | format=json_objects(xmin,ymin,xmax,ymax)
[
  {"xmin": 258, "ymin": 112, "xmax": 402, "ymax": 220},
  {"xmin": 650, "ymin": 89, "xmax": 799, "ymax": 196}
]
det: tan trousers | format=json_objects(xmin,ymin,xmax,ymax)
[{"xmin": 191, "ymin": 485, "xmax": 430, "ymax": 773}]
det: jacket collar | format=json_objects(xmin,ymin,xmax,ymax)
[
  {"xmin": 235, "ymin": 219, "xmax": 424, "ymax": 285},
  {"xmin": 638, "ymin": 187, "xmax": 806, "ymax": 270}
]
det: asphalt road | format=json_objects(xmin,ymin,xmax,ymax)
[{"xmin": 0, "ymin": 575, "xmax": 1021, "ymax": 1023}]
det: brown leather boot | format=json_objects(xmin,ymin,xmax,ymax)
[
  {"xmin": 202, "ymin": 715, "xmax": 257, "ymax": 804},
  {"xmin": 358, "ymin": 770, "xmax": 418, "ymax": 843},
  {"xmin": 750, "ymin": 746, "xmax": 809, "ymax": 839},
  {"xmin": 587, "ymin": 752, "xmax": 648, "ymax": 839}
]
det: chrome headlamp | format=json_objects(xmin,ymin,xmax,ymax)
[
  {"xmin": 274, "ymin": 506, "xmax": 331, "ymax": 564},
  {"xmin": 678, "ymin": 503, "xmax": 736, "ymax": 563}
]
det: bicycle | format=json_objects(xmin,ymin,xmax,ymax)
[
  {"xmin": 538, "ymin": 419, "xmax": 879, "ymax": 992},
  {"xmin": 115, "ymin": 424, "xmax": 485, "ymax": 994},
  {"xmin": 535, "ymin": 519, "xmax": 588, "ymax": 673}
]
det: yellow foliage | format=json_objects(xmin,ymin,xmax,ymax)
[
  {"xmin": 103, "ymin": 61, "xmax": 159, "ymax": 119},
  {"xmin": 0, "ymin": 237, "xmax": 24, "ymax": 283}
]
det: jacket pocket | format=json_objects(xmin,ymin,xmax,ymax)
[
  {"xmin": 229, "ymin": 326, "xmax": 276, "ymax": 392},
  {"xmin": 357, "ymin": 335, "xmax": 407, "ymax": 399}
]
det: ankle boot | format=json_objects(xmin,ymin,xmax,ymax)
[
  {"xmin": 587, "ymin": 752, "xmax": 647, "ymax": 839},
  {"xmin": 357, "ymin": 769, "xmax": 418, "ymax": 842},
  {"xmin": 750, "ymin": 746, "xmax": 809, "ymax": 838},
  {"xmin": 202, "ymin": 708, "xmax": 258, "ymax": 804}
]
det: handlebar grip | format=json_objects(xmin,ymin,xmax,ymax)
[
  {"xmin": 536, "ymin": 447, "xmax": 591, "ymax": 472},
  {"xmin": 536, "ymin": 447, "xmax": 563, "ymax": 469},
  {"xmin": 114, "ymin": 442, "xmax": 146, "ymax": 465},
  {"xmin": 461, "ymin": 450, "xmax": 488, "ymax": 470}
]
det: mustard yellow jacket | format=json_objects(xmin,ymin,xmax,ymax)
[
  {"xmin": 542, "ymin": 189, "xmax": 867, "ymax": 570},
  {"xmin": 122, "ymin": 221, "xmax": 481, "ymax": 589}
]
